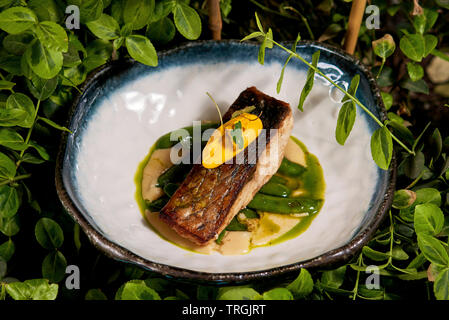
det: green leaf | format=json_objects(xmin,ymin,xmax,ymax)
[
  {"xmin": 436, "ymin": 0, "xmax": 449, "ymax": 9},
  {"xmin": 146, "ymin": 17, "xmax": 175, "ymax": 44},
  {"xmin": 6, "ymin": 93, "xmax": 35, "ymax": 128},
  {"xmin": 151, "ymin": 0, "xmax": 176, "ymax": 22},
  {"xmin": 0, "ymin": 185, "xmax": 19, "ymax": 219},
  {"xmin": 87, "ymin": 14, "xmax": 120, "ymax": 40},
  {"xmin": 0, "ymin": 214, "xmax": 20, "ymax": 237},
  {"xmin": 335, "ymin": 74, "xmax": 360, "ymax": 145},
  {"xmin": 85, "ymin": 289, "xmax": 108, "ymax": 300},
  {"xmin": 390, "ymin": 246, "xmax": 409, "ymax": 260},
  {"xmin": 429, "ymin": 128, "xmax": 442, "ymax": 162},
  {"xmin": 35, "ymin": 218, "xmax": 64, "ymax": 250},
  {"xmin": 0, "ymin": 7, "xmax": 37, "ymax": 35},
  {"xmin": 434, "ymin": 268, "xmax": 449, "ymax": 300},
  {"xmin": 118, "ymin": 280, "xmax": 161, "ymax": 300},
  {"xmin": 26, "ymin": 75, "xmax": 58, "ymax": 101},
  {"xmin": 83, "ymin": 40, "xmax": 112, "ymax": 73},
  {"xmin": 25, "ymin": 40, "xmax": 63, "ymax": 80},
  {"xmin": 286, "ymin": 268, "xmax": 313, "ymax": 299},
  {"xmin": 320, "ymin": 265, "xmax": 346, "ymax": 289},
  {"xmin": 231, "ymin": 121, "xmax": 244, "ymax": 149},
  {"xmin": 38, "ymin": 117, "xmax": 71, "ymax": 133},
  {"xmin": 35, "ymin": 21, "xmax": 68, "ymax": 53},
  {"xmin": 392, "ymin": 189, "xmax": 416, "ymax": 209},
  {"xmin": 406, "ymin": 62, "xmax": 424, "ymax": 82},
  {"xmin": 0, "ymin": 257, "xmax": 6, "ymax": 280},
  {"xmin": 0, "ymin": 108, "xmax": 27, "ymax": 127},
  {"xmin": 372, "ymin": 34, "xmax": 396, "ymax": 59},
  {"xmin": 0, "ymin": 80, "xmax": 15, "ymax": 91},
  {"xmin": 28, "ymin": 0, "xmax": 64, "ymax": 22},
  {"xmin": 298, "ymin": 50, "xmax": 320, "ymax": 112},
  {"xmin": 0, "ymin": 238, "xmax": 15, "ymax": 262},
  {"xmin": 258, "ymin": 36, "xmax": 267, "ymax": 65},
  {"xmin": 5, "ymin": 279, "xmax": 58, "ymax": 300},
  {"xmin": 400, "ymin": 34, "xmax": 425, "ymax": 62},
  {"xmin": 123, "ymin": 0, "xmax": 154, "ymax": 30},
  {"xmin": 173, "ymin": 3, "xmax": 201, "ymax": 40},
  {"xmin": 414, "ymin": 203, "xmax": 444, "ymax": 236},
  {"xmin": 2, "ymin": 32, "xmax": 34, "ymax": 55},
  {"xmin": 423, "ymin": 34, "xmax": 438, "ymax": 58},
  {"xmin": 28, "ymin": 141, "xmax": 50, "ymax": 161},
  {"xmin": 217, "ymin": 287, "xmax": 262, "ymax": 300},
  {"xmin": 71, "ymin": 0, "xmax": 104, "ymax": 23},
  {"xmin": 370, "ymin": 126, "xmax": 393, "ymax": 170},
  {"xmin": 381, "ymin": 92, "xmax": 393, "ymax": 110},
  {"xmin": 400, "ymin": 78, "xmax": 429, "ymax": 94},
  {"xmin": 403, "ymin": 151, "xmax": 425, "ymax": 179},
  {"xmin": 276, "ymin": 33, "xmax": 300, "ymax": 94},
  {"xmin": 262, "ymin": 288, "xmax": 293, "ymax": 300},
  {"xmin": 125, "ymin": 35, "xmax": 158, "ymax": 66},
  {"xmin": 42, "ymin": 251, "xmax": 67, "ymax": 283},
  {"xmin": 61, "ymin": 64, "xmax": 87, "ymax": 87},
  {"xmin": 255, "ymin": 12, "xmax": 263, "ymax": 32},
  {"xmin": 363, "ymin": 246, "xmax": 389, "ymax": 261},
  {"xmin": 417, "ymin": 233, "xmax": 449, "ymax": 267},
  {"xmin": 241, "ymin": 31, "xmax": 264, "ymax": 42},
  {"xmin": 0, "ymin": 55, "xmax": 22, "ymax": 76},
  {"xmin": 0, "ymin": 152, "xmax": 16, "ymax": 180},
  {"xmin": 0, "ymin": 129, "xmax": 26, "ymax": 151}
]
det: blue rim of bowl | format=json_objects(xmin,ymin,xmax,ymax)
[{"xmin": 55, "ymin": 39, "xmax": 396, "ymax": 285}]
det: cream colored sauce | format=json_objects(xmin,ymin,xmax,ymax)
[
  {"xmin": 141, "ymin": 148, "xmax": 172, "ymax": 201},
  {"xmin": 143, "ymin": 136, "xmax": 311, "ymax": 255}
]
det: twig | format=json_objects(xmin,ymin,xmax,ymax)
[
  {"xmin": 344, "ymin": 0, "xmax": 367, "ymax": 55},
  {"xmin": 208, "ymin": 0, "xmax": 222, "ymax": 40}
]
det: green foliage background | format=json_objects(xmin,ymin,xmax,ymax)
[{"xmin": 1, "ymin": 0, "xmax": 449, "ymax": 300}]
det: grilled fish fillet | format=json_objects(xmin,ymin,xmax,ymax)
[{"xmin": 159, "ymin": 87, "xmax": 294, "ymax": 246}]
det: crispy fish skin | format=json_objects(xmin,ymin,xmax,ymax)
[{"xmin": 159, "ymin": 87, "xmax": 293, "ymax": 245}]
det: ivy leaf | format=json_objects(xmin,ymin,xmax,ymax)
[
  {"xmin": 434, "ymin": 268, "xmax": 449, "ymax": 300},
  {"xmin": 0, "ymin": 7, "xmax": 38, "ymax": 35},
  {"xmin": 42, "ymin": 251, "xmax": 67, "ymax": 283},
  {"xmin": 406, "ymin": 62, "xmax": 424, "ymax": 82},
  {"xmin": 87, "ymin": 13, "xmax": 120, "ymax": 40},
  {"xmin": 400, "ymin": 34, "xmax": 425, "ymax": 62},
  {"xmin": 370, "ymin": 126, "xmax": 393, "ymax": 170},
  {"xmin": 25, "ymin": 40, "xmax": 63, "ymax": 80},
  {"xmin": 5, "ymin": 279, "xmax": 58, "ymax": 300},
  {"xmin": 262, "ymin": 288, "xmax": 293, "ymax": 300},
  {"xmin": 125, "ymin": 35, "xmax": 158, "ymax": 66},
  {"xmin": 286, "ymin": 268, "xmax": 313, "ymax": 299},
  {"xmin": 0, "ymin": 152, "xmax": 16, "ymax": 180},
  {"xmin": 118, "ymin": 280, "xmax": 161, "ymax": 300},
  {"xmin": 0, "ymin": 128, "xmax": 26, "ymax": 151},
  {"xmin": 34, "ymin": 21, "xmax": 69, "ymax": 53},
  {"xmin": 173, "ymin": 3, "xmax": 201, "ymax": 40},
  {"xmin": 414, "ymin": 203, "xmax": 444, "ymax": 236},
  {"xmin": 35, "ymin": 218, "xmax": 64, "ymax": 250},
  {"xmin": 123, "ymin": 0, "xmax": 154, "ymax": 31},
  {"xmin": 417, "ymin": 233, "xmax": 449, "ymax": 268},
  {"xmin": 298, "ymin": 50, "xmax": 320, "ymax": 111},
  {"xmin": 372, "ymin": 34, "xmax": 396, "ymax": 59}
]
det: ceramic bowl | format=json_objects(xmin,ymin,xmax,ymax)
[{"xmin": 55, "ymin": 40, "xmax": 395, "ymax": 284}]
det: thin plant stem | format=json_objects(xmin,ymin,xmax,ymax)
[
  {"xmin": 248, "ymin": 0, "xmax": 301, "ymax": 21},
  {"xmin": 0, "ymin": 173, "xmax": 32, "ymax": 187},
  {"xmin": 270, "ymin": 39, "xmax": 415, "ymax": 155},
  {"xmin": 376, "ymin": 58, "xmax": 385, "ymax": 79},
  {"xmin": 16, "ymin": 99, "xmax": 41, "ymax": 168}
]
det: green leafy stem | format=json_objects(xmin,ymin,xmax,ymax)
[{"xmin": 242, "ymin": 13, "xmax": 415, "ymax": 170}]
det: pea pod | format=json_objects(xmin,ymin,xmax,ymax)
[
  {"xmin": 146, "ymin": 197, "xmax": 169, "ymax": 212},
  {"xmin": 248, "ymin": 193, "xmax": 322, "ymax": 215},
  {"xmin": 239, "ymin": 208, "xmax": 259, "ymax": 219},
  {"xmin": 277, "ymin": 158, "xmax": 306, "ymax": 177},
  {"xmin": 157, "ymin": 164, "xmax": 191, "ymax": 188},
  {"xmin": 268, "ymin": 175, "xmax": 288, "ymax": 185},
  {"xmin": 155, "ymin": 122, "xmax": 219, "ymax": 149},
  {"xmin": 163, "ymin": 183, "xmax": 179, "ymax": 197},
  {"xmin": 259, "ymin": 181, "xmax": 291, "ymax": 197}
]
